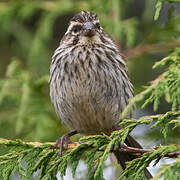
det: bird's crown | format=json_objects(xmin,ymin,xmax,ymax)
[{"xmin": 70, "ymin": 11, "xmax": 99, "ymax": 24}]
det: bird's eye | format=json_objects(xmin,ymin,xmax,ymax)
[
  {"xmin": 72, "ymin": 25, "xmax": 82, "ymax": 33},
  {"xmin": 96, "ymin": 23, "xmax": 100, "ymax": 29},
  {"xmin": 73, "ymin": 28, "xmax": 78, "ymax": 33}
]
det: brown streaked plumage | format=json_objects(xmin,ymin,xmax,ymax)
[
  {"xmin": 50, "ymin": 11, "xmax": 132, "ymax": 135},
  {"xmin": 50, "ymin": 11, "xmax": 152, "ymax": 179}
]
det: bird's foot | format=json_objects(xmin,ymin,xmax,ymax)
[{"xmin": 54, "ymin": 131, "xmax": 77, "ymax": 156}]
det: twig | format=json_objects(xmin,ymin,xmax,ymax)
[
  {"xmin": 118, "ymin": 145, "xmax": 180, "ymax": 158},
  {"xmin": 123, "ymin": 40, "xmax": 180, "ymax": 59},
  {"xmin": 0, "ymin": 138, "xmax": 179, "ymax": 158}
]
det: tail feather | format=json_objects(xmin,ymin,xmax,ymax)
[{"xmin": 114, "ymin": 135, "xmax": 153, "ymax": 179}]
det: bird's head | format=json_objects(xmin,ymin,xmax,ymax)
[
  {"xmin": 61, "ymin": 11, "xmax": 113, "ymax": 47},
  {"xmin": 69, "ymin": 11, "xmax": 100, "ymax": 38}
]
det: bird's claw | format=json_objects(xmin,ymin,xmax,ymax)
[
  {"xmin": 54, "ymin": 131, "xmax": 77, "ymax": 156},
  {"xmin": 54, "ymin": 134, "xmax": 71, "ymax": 156}
]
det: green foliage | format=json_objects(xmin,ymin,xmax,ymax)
[
  {"xmin": 0, "ymin": 136, "xmax": 114, "ymax": 180},
  {"xmin": 154, "ymin": 0, "xmax": 163, "ymax": 20},
  {"xmin": 0, "ymin": 59, "xmax": 60, "ymax": 141},
  {"xmin": 152, "ymin": 156, "xmax": 180, "ymax": 180},
  {"xmin": 121, "ymin": 145, "xmax": 180, "ymax": 180},
  {"xmin": 0, "ymin": 98, "xmax": 180, "ymax": 179},
  {"xmin": 123, "ymin": 47, "xmax": 180, "ymax": 117},
  {"xmin": 121, "ymin": 111, "xmax": 180, "ymax": 138},
  {"xmin": 0, "ymin": 119, "xmax": 180, "ymax": 180},
  {"xmin": 152, "ymin": 48, "xmax": 180, "ymax": 111},
  {"xmin": 154, "ymin": 0, "xmax": 180, "ymax": 20}
]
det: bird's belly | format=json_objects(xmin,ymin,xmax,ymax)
[
  {"xmin": 50, "ymin": 58, "xmax": 127, "ymax": 135},
  {"xmin": 51, "ymin": 77, "xmax": 121, "ymax": 135},
  {"xmin": 58, "ymin": 93, "xmax": 120, "ymax": 135}
]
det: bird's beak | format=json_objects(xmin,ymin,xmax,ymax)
[{"xmin": 83, "ymin": 22, "xmax": 95, "ymax": 37}]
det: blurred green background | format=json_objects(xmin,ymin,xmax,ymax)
[{"xmin": 0, "ymin": 0, "xmax": 179, "ymax": 146}]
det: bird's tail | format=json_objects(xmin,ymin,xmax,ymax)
[{"xmin": 114, "ymin": 135, "xmax": 153, "ymax": 179}]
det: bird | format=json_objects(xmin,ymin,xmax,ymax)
[{"xmin": 49, "ymin": 11, "xmax": 152, "ymax": 179}]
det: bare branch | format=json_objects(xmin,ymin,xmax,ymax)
[{"xmin": 123, "ymin": 40, "xmax": 180, "ymax": 59}]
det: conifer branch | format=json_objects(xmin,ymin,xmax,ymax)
[{"xmin": 0, "ymin": 137, "xmax": 179, "ymax": 158}]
